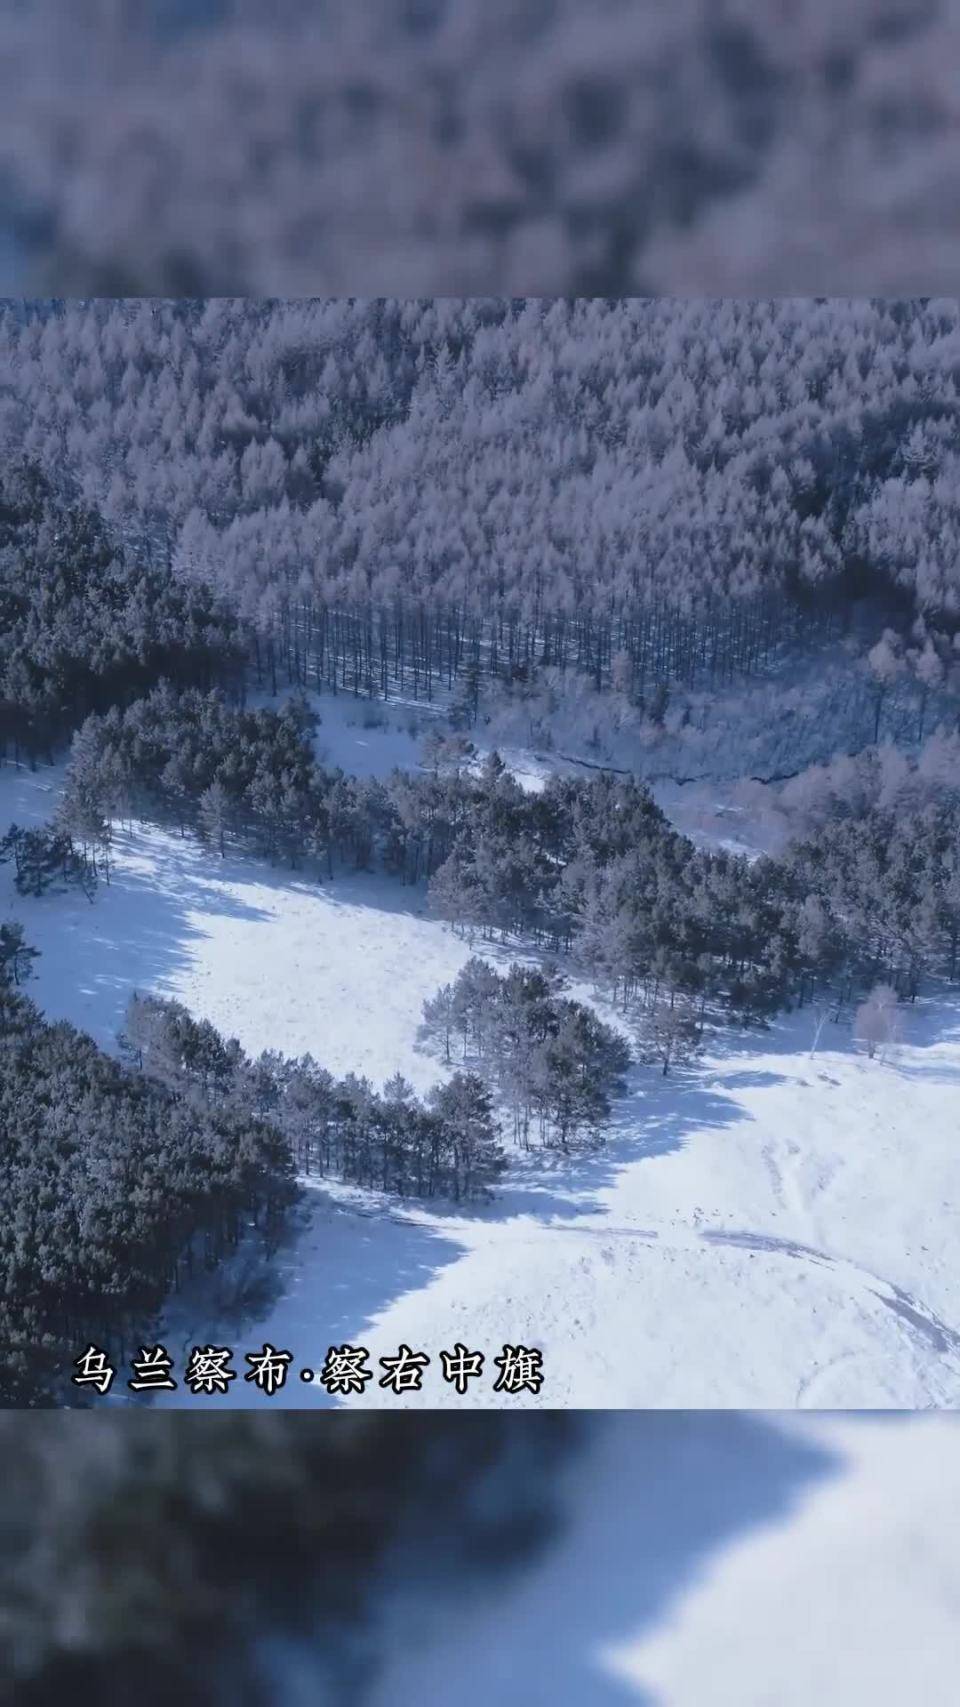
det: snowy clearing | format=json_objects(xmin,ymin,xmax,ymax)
[{"xmin": 2, "ymin": 733, "xmax": 957, "ymax": 1411}]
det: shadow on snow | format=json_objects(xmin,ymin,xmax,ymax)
[{"xmin": 366, "ymin": 1412, "xmax": 845, "ymax": 1706}]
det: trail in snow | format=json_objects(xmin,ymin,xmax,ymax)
[
  {"xmin": 700, "ymin": 1228, "xmax": 960, "ymax": 1360},
  {"xmin": 547, "ymin": 1218, "xmax": 960, "ymax": 1366}
]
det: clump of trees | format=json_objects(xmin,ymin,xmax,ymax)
[
  {"xmin": 125, "ymin": 993, "xmax": 508, "ymax": 1205},
  {"xmin": 0, "ymin": 460, "xmax": 245, "ymax": 765},
  {"xmin": 58, "ymin": 686, "xmax": 330, "ymax": 869},
  {"xmin": 421, "ymin": 959, "xmax": 631, "ymax": 1149},
  {"xmin": 781, "ymin": 803, "xmax": 960, "ymax": 998},
  {"xmin": 0, "ymin": 1410, "xmax": 572, "ymax": 1707},
  {"xmin": 769, "ymin": 727, "xmax": 960, "ymax": 840},
  {"xmin": 0, "ymin": 824, "xmax": 97, "ymax": 899}
]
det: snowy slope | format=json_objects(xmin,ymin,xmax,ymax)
[
  {"xmin": 2, "ymin": 723, "xmax": 958, "ymax": 1410},
  {"xmin": 361, "ymin": 1413, "xmax": 960, "ymax": 1707}
]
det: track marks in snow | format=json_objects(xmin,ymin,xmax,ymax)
[
  {"xmin": 702, "ymin": 1227, "xmax": 960, "ymax": 1361},
  {"xmin": 550, "ymin": 1214, "xmax": 960, "ymax": 1383}
]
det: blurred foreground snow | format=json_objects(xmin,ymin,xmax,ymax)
[{"xmin": 365, "ymin": 1413, "xmax": 960, "ymax": 1706}]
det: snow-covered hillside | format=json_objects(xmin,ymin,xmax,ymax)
[
  {"xmin": 361, "ymin": 1413, "xmax": 960, "ymax": 1706},
  {"xmin": 2, "ymin": 708, "xmax": 957, "ymax": 1410}
]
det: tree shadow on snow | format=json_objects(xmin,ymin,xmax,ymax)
[
  {"xmin": 152, "ymin": 1059, "xmax": 748, "ymax": 1407},
  {"xmin": 5, "ymin": 821, "xmax": 273, "ymax": 1051},
  {"xmin": 704, "ymin": 986, "xmax": 960, "ymax": 1066},
  {"xmin": 150, "ymin": 1185, "xmax": 467, "ymax": 1412},
  {"xmin": 472, "ymin": 1066, "xmax": 766, "ymax": 1229},
  {"xmin": 717, "ymin": 1068, "xmax": 786, "ymax": 1089}
]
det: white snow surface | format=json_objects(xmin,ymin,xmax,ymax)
[
  {"xmin": 363, "ymin": 1413, "xmax": 960, "ymax": 1706},
  {"xmin": 2, "ymin": 699, "xmax": 958, "ymax": 1409}
]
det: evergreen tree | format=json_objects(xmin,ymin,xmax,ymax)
[
  {"xmin": 197, "ymin": 779, "xmax": 233, "ymax": 858},
  {"xmin": 0, "ymin": 921, "xmax": 39, "ymax": 987},
  {"xmin": 429, "ymin": 1072, "xmax": 507, "ymax": 1201}
]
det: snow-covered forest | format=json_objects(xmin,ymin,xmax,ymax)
[
  {"xmin": 3, "ymin": 1, "xmax": 960, "ymax": 298},
  {"xmin": 6, "ymin": 299, "xmax": 960, "ymax": 680},
  {"xmin": 4, "ymin": 298, "xmax": 960, "ymax": 767},
  {"xmin": 1, "ymin": 297, "xmax": 958, "ymax": 1409}
]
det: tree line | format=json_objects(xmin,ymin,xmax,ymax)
[
  {"xmin": 61, "ymin": 685, "xmax": 960, "ymax": 1038},
  {"xmin": 124, "ymin": 991, "xmax": 509, "ymax": 1204}
]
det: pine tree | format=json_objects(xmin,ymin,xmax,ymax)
[
  {"xmin": 429, "ymin": 1072, "xmax": 506, "ymax": 1202},
  {"xmin": 640, "ymin": 992, "xmax": 703, "ymax": 1077},
  {"xmin": 198, "ymin": 779, "xmax": 233, "ymax": 858},
  {"xmin": 0, "ymin": 921, "xmax": 40, "ymax": 987}
]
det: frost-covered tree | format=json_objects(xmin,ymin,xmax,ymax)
[
  {"xmin": 638, "ymin": 992, "xmax": 704, "ymax": 1078},
  {"xmin": 198, "ymin": 779, "xmax": 234, "ymax": 858},
  {"xmin": 853, "ymin": 983, "xmax": 900, "ymax": 1058}
]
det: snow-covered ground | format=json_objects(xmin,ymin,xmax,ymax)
[
  {"xmin": 290, "ymin": 689, "xmax": 434, "ymax": 780},
  {"xmin": 249, "ymin": 683, "xmax": 554, "ymax": 794},
  {"xmin": 359, "ymin": 1413, "xmax": 960, "ymax": 1706},
  {"xmin": 3, "ymin": 725, "xmax": 957, "ymax": 1410}
]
